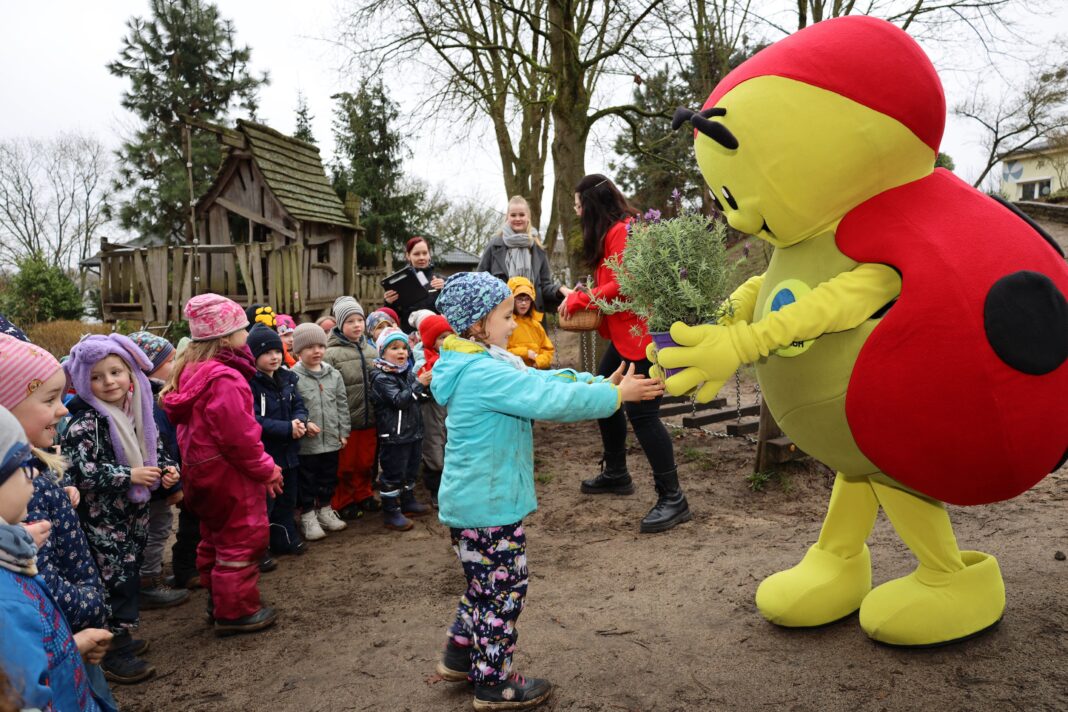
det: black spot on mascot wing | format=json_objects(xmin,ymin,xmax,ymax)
[
  {"xmin": 984, "ymin": 270, "xmax": 1068, "ymax": 375},
  {"xmin": 1053, "ymin": 445, "xmax": 1068, "ymax": 474}
]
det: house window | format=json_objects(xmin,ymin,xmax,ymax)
[
  {"xmin": 316, "ymin": 243, "xmax": 331, "ymax": 263},
  {"xmin": 1020, "ymin": 179, "xmax": 1051, "ymax": 200}
]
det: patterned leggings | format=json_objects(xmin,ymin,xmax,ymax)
[{"xmin": 448, "ymin": 521, "xmax": 528, "ymax": 685}]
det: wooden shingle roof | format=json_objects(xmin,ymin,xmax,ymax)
[{"xmin": 234, "ymin": 119, "xmax": 354, "ymax": 229}]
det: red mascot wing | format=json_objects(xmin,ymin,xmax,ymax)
[{"xmin": 837, "ymin": 168, "xmax": 1068, "ymax": 505}]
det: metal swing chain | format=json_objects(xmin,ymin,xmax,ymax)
[{"xmin": 734, "ymin": 370, "xmax": 744, "ymax": 424}]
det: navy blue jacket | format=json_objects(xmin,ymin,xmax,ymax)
[
  {"xmin": 249, "ymin": 368, "xmax": 309, "ymax": 469},
  {"xmin": 368, "ymin": 367, "xmax": 430, "ymax": 445},
  {"xmin": 150, "ymin": 380, "xmax": 182, "ymax": 500}
]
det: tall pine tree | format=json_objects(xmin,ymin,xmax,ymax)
[
  {"xmin": 294, "ymin": 91, "xmax": 317, "ymax": 144},
  {"xmin": 108, "ymin": 0, "xmax": 267, "ymax": 244},
  {"xmin": 610, "ymin": 67, "xmax": 705, "ymax": 213},
  {"xmin": 331, "ymin": 81, "xmax": 424, "ymax": 266}
]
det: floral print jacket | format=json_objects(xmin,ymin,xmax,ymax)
[
  {"xmin": 25, "ymin": 469, "xmax": 109, "ymax": 631},
  {"xmin": 61, "ymin": 400, "xmax": 177, "ymax": 589}
]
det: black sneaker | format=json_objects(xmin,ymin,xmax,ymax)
[
  {"xmin": 435, "ymin": 640, "xmax": 471, "ymax": 682},
  {"xmin": 337, "ymin": 503, "xmax": 364, "ymax": 521},
  {"xmin": 356, "ymin": 495, "xmax": 382, "ymax": 512},
  {"xmin": 214, "ymin": 606, "xmax": 278, "ymax": 637},
  {"xmin": 258, "ymin": 553, "xmax": 278, "ymax": 573},
  {"xmin": 473, "ymin": 673, "xmax": 552, "ymax": 710},
  {"xmin": 102, "ymin": 648, "xmax": 155, "ymax": 684}
]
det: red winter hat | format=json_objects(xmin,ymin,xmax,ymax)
[
  {"xmin": 378, "ymin": 306, "xmax": 400, "ymax": 325},
  {"xmin": 420, "ymin": 314, "xmax": 453, "ymax": 351}
]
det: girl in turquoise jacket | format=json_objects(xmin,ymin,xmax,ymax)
[{"xmin": 430, "ymin": 272, "xmax": 662, "ymax": 711}]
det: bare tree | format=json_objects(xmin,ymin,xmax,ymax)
[
  {"xmin": 431, "ymin": 197, "xmax": 504, "ymax": 255},
  {"xmin": 1039, "ymin": 129, "xmax": 1068, "ymax": 194},
  {"xmin": 793, "ymin": 0, "xmax": 1019, "ymax": 36},
  {"xmin": 0, "ymin": 135, "xmax": 113, "ymax": 287},
  {"xmin": 340, "ymin": 0, "xmax": 553, "ymax": 227},
  {"xmin": 955, "ymin": 50, "xmax": 1068, "ymax": 189}
]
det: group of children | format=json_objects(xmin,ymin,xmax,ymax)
[{"xmin": 0, "ymin": 267, "xmax": 662, "ymax": 712}]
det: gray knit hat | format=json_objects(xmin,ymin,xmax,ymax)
[
  {"xmin": 292, "ymin": 322, "xmax": 328, "ymax": 355},
  {"xmin": 332, "ymin": 296, "xmax": 364, "ymax": 327}
]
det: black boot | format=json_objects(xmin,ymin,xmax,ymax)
[
  {"xmin": 639, "ymin": 469, "xmax": 692, "ymax": 533},
  {"xmin": 473, "ymin": 673, "xmax": 552, "ymax": 710},
  {"xmin": 580, "ymin": 452, "xmax": 634, "ymax": 495}
]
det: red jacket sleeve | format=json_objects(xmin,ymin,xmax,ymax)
[
  {"xmin": 565, "ymin": 220, "xmax": 629, "ymax": 311},
  {"xmin": 591, "ymin": 221, "xmax": 628, "ymax": 303}
]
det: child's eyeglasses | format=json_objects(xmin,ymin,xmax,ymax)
[{"xmin": 1, "ymin": 441, "xmax": 35, "ymax": 482}]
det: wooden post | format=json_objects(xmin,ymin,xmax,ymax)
[
  {"xmin": 133, "ymin": 251, "xmax": 154, "ymax": 323},
  {"xmin": 754, "ymin": 399, "xmax": 780, "ymax": 473}
]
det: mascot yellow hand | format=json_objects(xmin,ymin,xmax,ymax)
[{"xmin": 655, "ymin": 322, "xmax": 744, "ymax": 402}]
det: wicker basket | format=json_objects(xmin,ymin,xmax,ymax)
[{"xmin": 558, "ymin": 285, "xmax": 603, "ymax": 332}]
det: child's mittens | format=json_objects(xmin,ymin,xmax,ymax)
[{"xmin": 127, "ymin": 484, "xmax": 152, "ymax": 503}]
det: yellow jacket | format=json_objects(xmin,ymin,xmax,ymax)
[{"xmin": 508, "ymin": 314, "xmax": 554, "ymax": 369}]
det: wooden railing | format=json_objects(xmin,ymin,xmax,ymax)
[{"xmin": 97, "ymin": 238, "xmax": 386, "ymax": 324}]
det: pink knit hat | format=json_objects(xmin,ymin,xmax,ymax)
[
  {"xmin": 275, "ymin": 314, "xmax": 297, "ymax": 334},
  {"xmin": 0, "ymin": 333, "xmax": 64, "ymax": 410},
  {"xmin": 184, "ymin": 293, "xmax": 249, "ymax": 341}
]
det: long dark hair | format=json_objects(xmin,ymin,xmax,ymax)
[{"xmin": 575, "ymin": 174, "xmax": 639, "ymax": 269}]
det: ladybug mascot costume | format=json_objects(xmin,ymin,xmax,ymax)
[{"xmin": 654, "ymin": 16, "xmax": 1068, "ymax": 646}]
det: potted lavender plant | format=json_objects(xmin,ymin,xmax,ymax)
[{"xmin": 590, "ymin": 208, "xmax": 735, "ymax": 377}]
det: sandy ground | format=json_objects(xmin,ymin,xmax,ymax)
[{"xmin": 111, "ymin": 329, "xmax": 1067, "ymax": 712}]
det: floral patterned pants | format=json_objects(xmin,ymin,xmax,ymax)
[{"xmin": 447, "ymin": 521, "xmax": 528, "ymax": 685}]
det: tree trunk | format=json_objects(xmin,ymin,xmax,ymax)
[{"xmin": 547, "ymin": 0, "xmax": 591, "ymax": 281}]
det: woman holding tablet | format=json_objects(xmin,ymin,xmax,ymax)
[{"xmin": 383, "ymin": 237, "xmax": 445, "ymax": 333}]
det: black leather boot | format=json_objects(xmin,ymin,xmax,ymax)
[
  {"xmin": 580, "ymin": 452, "xmax": 634, "ymax": 495},
  {"xmin": 639, "ymin": 469, "xmax": 692, "ymax": 533}
]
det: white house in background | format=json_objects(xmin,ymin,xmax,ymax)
[{"xmin": 998, "ymin": 140, "xmax": 1068, "ymax": 201}]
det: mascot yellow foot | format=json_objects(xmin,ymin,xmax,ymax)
[
  {"xmin": 756, "ymin": 544, "xmax": 871, "ymax": 626},
  {"xmin": 860, "ymin": 479, "xmax": 1005, "ymax": 646},
  {"xmin": 859, "ymin": 551, "xmax": 1004, "ymax": 646}
]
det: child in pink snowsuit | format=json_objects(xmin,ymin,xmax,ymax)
[{"xmin": 161, "ymin": 294, "xmax": 283, "ymax": 637}]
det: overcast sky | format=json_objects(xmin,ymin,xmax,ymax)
[{"xmin": 1, "ymin": 1, "xmax": 1064, "ymax": 236}]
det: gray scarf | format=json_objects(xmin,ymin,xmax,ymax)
[
  {"xmin": 501, "ymin": 224, "xmax": 535, "ymax": 281},
  {"xmin": 0, "ymin": 515, "xmax": 37, "ymax": 576}
]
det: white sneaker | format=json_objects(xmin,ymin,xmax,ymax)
[
  {"xmin": 300, "ymin": 510, "xmax": 326, "ymax": 541},
  {"xmin": 317, "ymin": 507, "xmax": 347, "ymax": 532}
]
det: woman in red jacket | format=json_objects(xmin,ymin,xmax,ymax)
[{"xmin": 561, "ymin": 174, "xmax": 691, "ymax": 533}]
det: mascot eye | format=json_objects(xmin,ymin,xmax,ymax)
[
  {"xmin": 710, "ymin": 192, "xmax": 725, "ymax": 212},
  {"xmin": 721, "ymin": 186, "xmax": 739, "ymax": 210}
]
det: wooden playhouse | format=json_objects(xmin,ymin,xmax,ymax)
[{"xmin": 96, "ymin": 119, "xmax": 374, "ymax": 324}]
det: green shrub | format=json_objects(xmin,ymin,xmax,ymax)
[
  {"xmin": 0, "ymin": 257, "xmax": 83, "ymax": 326},
  {"xmin": 590, "ymin": 213, "xmax": 735, "ymax": 333}
]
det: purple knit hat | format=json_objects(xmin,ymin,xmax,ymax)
[{"xmin": 63, "ymin": 334, "xmax": 159, "ymax": 503}]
